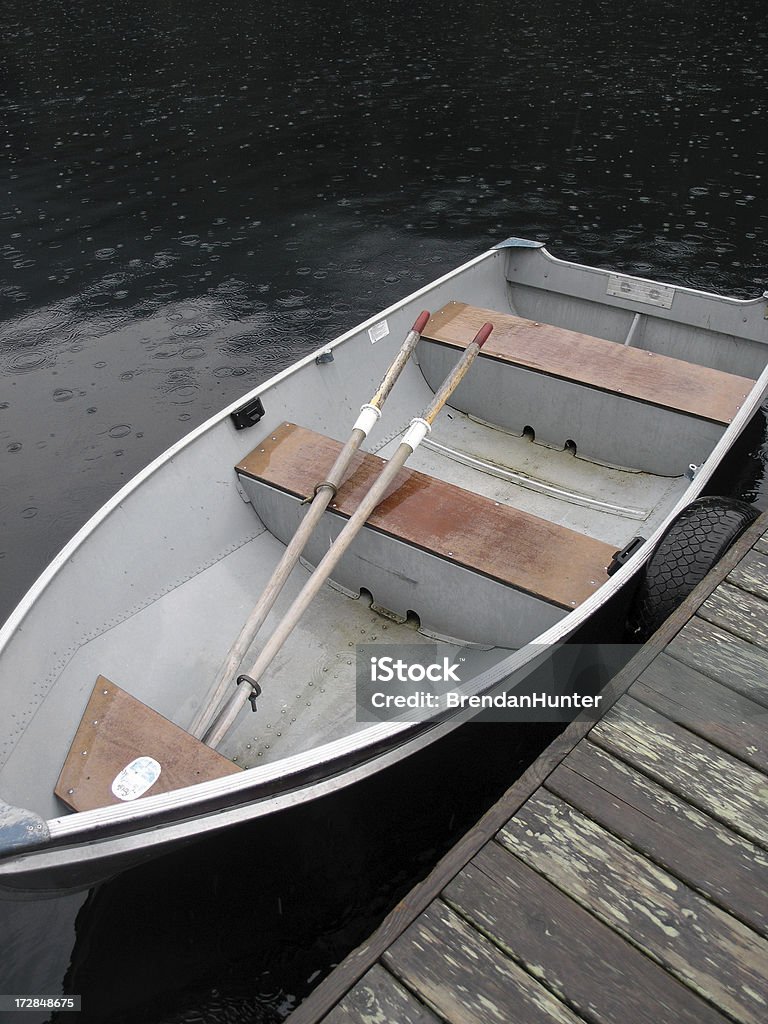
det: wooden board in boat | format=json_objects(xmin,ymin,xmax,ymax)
[
  {"xmin": 424, "ymin": 302, "xmax": 754, "ymax": 425},
  {"xmin": 237, "ymin": 422, "xmax": 615, "ymax": 609},
  {"xmin": 55, "ymin": 677, "xmax": 242, "ymax": 812}
]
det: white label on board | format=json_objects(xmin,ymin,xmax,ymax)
[
  {"xmin": 606, "ymin": 274, "xmax": 675, "ymax": 308},
  {"xmin": 111, "ymin": 756, "xmax": 162, "ymax": 801},
  {"xmin": 368, "ymin": 319, "xmax": 390, "ymax": 344}
]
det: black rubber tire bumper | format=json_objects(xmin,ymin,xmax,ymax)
[{"xmin": 626, "ymin": 496, "xmax": 759, "ymax": 642}]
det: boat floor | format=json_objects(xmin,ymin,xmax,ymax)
[{"xmin": 371, "ymin": 406, "xmax": 688, "ymax": 546}]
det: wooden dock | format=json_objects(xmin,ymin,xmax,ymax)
[{"xmin": 286, "ymin": 513, "xmax": 768, "ymax": 1024}]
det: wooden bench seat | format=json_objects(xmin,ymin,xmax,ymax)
[
  {"xmin": 237, "ymin": 422, "xmax": 615, "ymax": 610},
  {"xmin": 424, "ymin": 302, "xmax": 754, "ymax": 425}
]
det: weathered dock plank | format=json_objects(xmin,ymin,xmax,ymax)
[
  {"xmin": 443, "ymin": 841, "xmax": 731, "ymax": 1024},
  {"xmin": 728, "ymin": 546, "xmax": 768, "ymax": 600},
  {"xmin": 322, "ymin": 964, "xmax": 441, "ymax": 1024},
  {"xmin": 698, "ymin": 580, "xmax": 768, "ymax": 647},
  {"xmin": 383, "ymin": 899, "xmax": 585, "ymax": 1024},
  {"xmin": 630, "ymin": 652, "xmax": 768, "ymax": 772},
  {"xmin": 591, "ymin": 696, "xmax": 768, "ymax": 848},
  {"xmin": 665, "ymin": 615, "xmax": 768, "ymax": 708},
  {"xmin": 497, "ymin": 791, "xmax": 768, "ymax": 1024},
  {"xmin": 546, "ymin": 740, "xmax": 768, "ymax": 935}
]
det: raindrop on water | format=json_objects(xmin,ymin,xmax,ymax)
[{"xmin": 108, "ymin": 424, "xmax": 131, "ymax": 439}]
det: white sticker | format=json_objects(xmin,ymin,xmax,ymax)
[
  {"xmin": 607, "ymin": 274, "xmax": 675, "ymax": 309},
  {"xmin": 111, "ymin": 756, "xmax": 162, "ymax": 801},
  {"xmin": 368, "ymin": 319, "xmax": 390, "ymax": 344}
]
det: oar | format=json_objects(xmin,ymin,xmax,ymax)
[
  {"xmin": 203, "ymin": 321, "xmax": 493, "ymax": 748},
  {"xmin": 189, "ymin": 310, "xmax": 432, "ymax": 739}
]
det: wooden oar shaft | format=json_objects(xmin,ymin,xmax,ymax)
[
  {"xmin": 189, "ymin": 311, "xmax": 430, "ymax": 739},
  {"xmin": 203, "ymin": 322, "xmax": 492, "ymax": 748},
  {"xmin": 424, "ymin": 321, "xmax": 492, "ymax": 425},
  {"xmin": 370, "ymin": 311, "xmax": 430, "ymax": 408}
]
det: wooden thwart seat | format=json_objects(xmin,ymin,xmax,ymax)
[
  {"xmin": 424, "ymin": 302, "xmax": 754, "ymax": 425},
  {"xmin": 237, "ymin": 422, "xmax": 616, "ymax": 610}
]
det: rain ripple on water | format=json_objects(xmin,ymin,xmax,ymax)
[{"xmin": 160, "ymin": 372, "xmax": 201, "ymax": 404}]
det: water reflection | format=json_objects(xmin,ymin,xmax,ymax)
[{"xmin": 0, "ymin": 892, "xmax": 85, "ymax": 1024}]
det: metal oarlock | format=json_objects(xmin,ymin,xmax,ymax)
[{"xmin": 236, "ymin": 675, "xmax": 262, "ymax": 712}]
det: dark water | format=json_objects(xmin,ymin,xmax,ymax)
[{"xmin": 2, "ymin": 0, "xmax": 768, "ymax": 1020}]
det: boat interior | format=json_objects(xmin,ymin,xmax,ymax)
[{"xmin": 1, "ymin": 245, "xmax": 764, "ymax": 821}]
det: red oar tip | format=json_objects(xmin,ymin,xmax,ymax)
[
  {"xmin": 412, "ymin": 310, "xmax": 431, "ymax": 334},
  {"xmin": 473, "ymin": 322, "xmax": 494, "ymax": 348}
]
